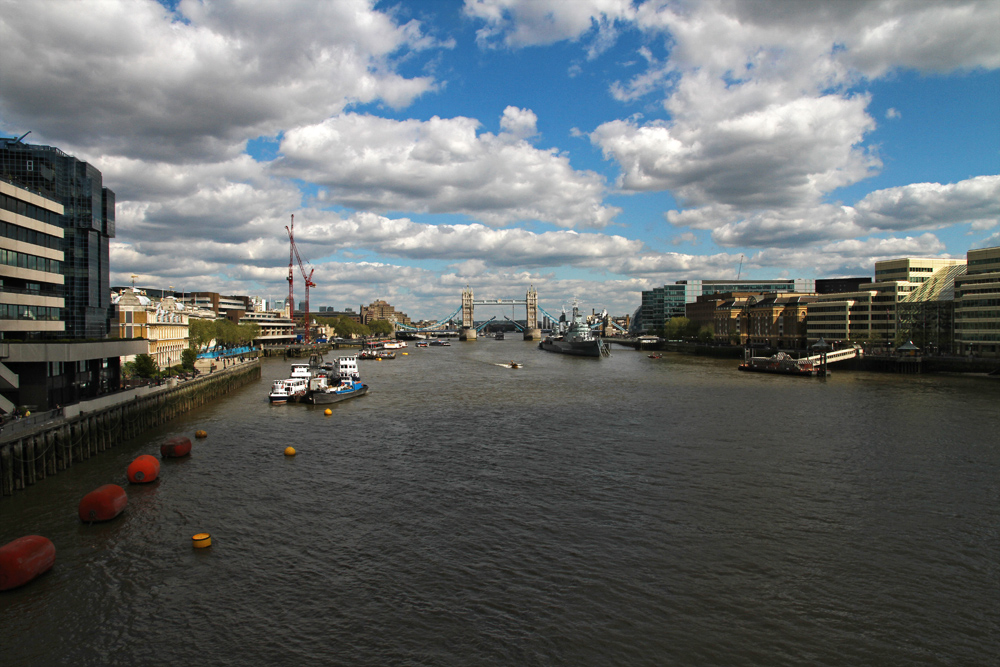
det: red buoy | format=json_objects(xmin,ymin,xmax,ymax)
[
  {"xmin": 160, "ymin": 436, "xmax": 192, "ymax": 459},
  {"xmin": 0, "ymin": 535, "xmax": 56, "ymax": 591},
  {"xmin": 78, "ymin": 484, "xmax": 128, "ymax": 522},
  {"xmin": 127, "ymin": 454, "xmax": 160, "ymax": 483}
]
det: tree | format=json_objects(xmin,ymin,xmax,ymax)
[
  {"xmin": 133, "ymin": 354, "xmax": 159, "ymax": 378},
  {"xmin": 664, "ymin": 317, "xmax": 700, "ymax": 341},
  {"xmin": 188, "ymin": 318, "xmax": 216, "ymax": 350},
  {"xmin": 238, "ymin": 322, "xmax": 260, "ymax": 345},
  {"xmin": 368, "ymin": 319, "xmax": 394, "ymax": 336},
  {"xmin": 181, "ymin": 348, "xmax": 197, "ymax": 370}
]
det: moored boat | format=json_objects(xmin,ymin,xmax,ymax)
[
  {"xmin": 306, "ymin": 355, "xmax": 368, "ymax": 405},
  {"xmin": 538, "ymin": 302, "xmax": 609, "ymax": 358},
  {"xmin": 738, "ymin": 351, "xmax": 827, "ymax": 376},
  {"xmin": 269, "ymin": 377, "xmax": 309, "ymax": 403}
]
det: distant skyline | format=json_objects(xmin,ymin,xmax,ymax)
[{"xmin": 1, "ymin": 0, "xmax": 997, "ymax": 319}]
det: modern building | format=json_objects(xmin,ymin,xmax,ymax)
[
  {"xmin": 954, "ymin": 246, "xmax": 1000, "ymax": 358},
  {"xmin": 874, "ymin": 257, "xmax": 965, "ymax": 285},
  {"xmin": 1, "ymin": 178, "xmax": 65, "ymax": 340},
  {"xmin": 238, "ymin": 310, "xmax": 296, "ymax": 347},
  {"xmin": 1, "ymin": 175, "xmax": 144, "ymax": 413},
  {"xmin": 183, "ymin": 291, "xmax": 250, "ymax": 317},
  {"xmin": 677, "ymin": 279, "xmax": 815, "ymax": 302},
  {"xmin": 806, "ymin": 256, "xmax": 968, "ymax": 348},
  {"xmin": 816, "ymin": 277, "xmax": 872, "ymax": 294},
  {"xmin": 1, "ymin": 136, "xmax": 116, "ymax": 338},
  {"xmin": 638, "ymin": 285, "xmax": 686, "ymax": 333}
]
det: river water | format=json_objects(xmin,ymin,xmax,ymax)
[{"xmin": 1, "ymin": 341, "xmax": 998, "ymax": 666}]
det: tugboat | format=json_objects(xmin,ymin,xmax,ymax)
[
  {"xmin": 538, "ymin": 302, "xmax": 609, "ymax": 358},
  {"xmin": 306, "ymin": 355, "xmax": 369, "ymax": 404}
]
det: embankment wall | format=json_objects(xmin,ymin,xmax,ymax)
[{"xmin": 0, "ymin": 361, "xmax": 260, "ymax": 500}]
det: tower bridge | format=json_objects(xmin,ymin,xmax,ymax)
[
  {"xmin": 460, "ymin": 286, "xmax": 541, "ymax": 340},
  {"xmin": 394, "ymin": 286, "xmax": 551, "ymax": 340}
]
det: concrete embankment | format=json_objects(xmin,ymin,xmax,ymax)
[{"xmin": 0, "ymin": 360, "xmax": 260, "ymax": 500}]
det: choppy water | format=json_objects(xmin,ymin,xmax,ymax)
[{"xmin": 2, "ymin": 341, "xmax": 998, "ymax": 666}]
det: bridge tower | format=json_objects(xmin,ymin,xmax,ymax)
[
  {"xmin": 523, "ymin": 285, "xmax": 542, "ymax": 340},
  {"xmin": 460, "ymin": 286, "xmax": 477, "ymax": 340}
]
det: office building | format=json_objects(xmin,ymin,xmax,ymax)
[
  {"xmin": 1, "ymin": 137, "xmax": 116, "ymax": 338},
  {"xmin": 1, "ymin": 176, "xmax": 143, "ymax": 413},
  {"xmin": 954, "ymin": 246, "xmax": 1000, "ymax": 358}
]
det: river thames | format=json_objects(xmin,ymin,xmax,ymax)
[{"xmin": 1, "ymin": 340, "xmax": 998, "ymax": 666}]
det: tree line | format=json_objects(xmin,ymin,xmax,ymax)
[{"xmin": 125, "ymin": 318, "xmax": 261, "ymax": 380}]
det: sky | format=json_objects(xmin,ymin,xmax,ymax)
[{"xmin": 1, "ymin": 0, "xmax": 998, "ymax": 321}]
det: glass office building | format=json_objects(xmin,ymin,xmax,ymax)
[{"xmin": 1, "ymin": 137, "xmax": 115, "ymax": 339}]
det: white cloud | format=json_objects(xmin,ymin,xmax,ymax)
[
  {"xmin": 464, "ymin": 0, "xmax": 635, "ymax": 50},
  {"xmin": 0, "ymin": 0, "xmax": 442, "ymax": 162},
  {"xmin": 274, "ymin": 112, "xmax": 620, "ymax": 228},
  {"xmin": 674, "ymin": 176, "xmax": 1000, "ymax": 248}
]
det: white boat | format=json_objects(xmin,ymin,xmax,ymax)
[
  {"xmin": 289, "ymin": 363, "xmax": 312, "ymax": 379},
  {"xmin": 269, "ymin": 377, "xmax": 309, "ymax": 403}
]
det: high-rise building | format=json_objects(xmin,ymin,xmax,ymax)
[
  {"xmin": 954, "ymin": 246, "xmax": 1000, "ymax": 358},
  {"xmin": 0, "ymin": 178, "xmax": 65, "ymax": 340},
  {"xmin": 1, "ymin": 136, "xmax": 116, "ymax": 338}
]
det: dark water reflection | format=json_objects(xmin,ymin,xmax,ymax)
[{"xmin": 1, "ymin": 342, "xmax": 998, "ymax": 666}]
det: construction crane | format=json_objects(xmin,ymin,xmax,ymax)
[{"xmin": 285, "ymin": 214, "xmax": 316, "ymax": 343}]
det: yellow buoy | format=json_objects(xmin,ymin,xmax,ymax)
[
  {"xmin": 284, "ymin": 446, "xmax": 296, "ymax": 456},
  {"xmin": 195, "ymin": 430, "xmax": 208, "ymax": 439},
  {"xmin": 324, "ymin": 409, "xmax": 332, "ymax": 416},
  {"xmin": 192, "ymin": 533, "xmax": 212, "ymax": 548}
]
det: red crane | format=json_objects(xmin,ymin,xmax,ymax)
[{"xmin": 285, "ymin": 214, "xmax": 316, "ymax": 343}]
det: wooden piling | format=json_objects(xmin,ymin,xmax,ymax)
[{"xmin": 0, "ymin": 361, "xmax": 260, "ymax": 499}]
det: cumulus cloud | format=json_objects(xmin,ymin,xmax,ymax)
[
  {"xmin": 465, "ymin": 0, "xmax": 635, "ymax": 50},
  {"xmin": 273, "ymin": 111, "xmax": 619, "ymax": 228},
  {"xmin": 0, "ymin": 0, "xmax": 442, "ymax": 162},
  {"xmin": 671, "ymin": 176, "xmax": 999, "ymax": 248}
]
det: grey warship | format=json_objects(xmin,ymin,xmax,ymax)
[{"xmin": 538, "ymin": 302, "xmax": 609, "ymax": 358}]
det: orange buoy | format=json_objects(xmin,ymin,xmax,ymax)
[
  {"xmin": 78, "ymin": 484, "xmax": 128, "ymax": 522},
  {"xmin": 195, "ymin": 430, "xmax": 208, "ymax": 439},
  {"xmin": 0, "ymin": 535, "xmax": 56, "ymax": 591},
  {"xmin": 160, "ymin": 435, "xmax": 192, "ymax": 458},
  {"xmin": 127, "ymin": 454, "xmax": 160, "ymax": 483}
]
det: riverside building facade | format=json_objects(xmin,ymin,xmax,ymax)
[
  {"xmin": 638, "ymin": 278, "xmax": 815, "ymax": 333},
  {"xmin": 0, "ymin": 173, "xmax": 143, "ymax": 414},
  {"xmin": 954, "ymin": 246, "xmax": 1000, "ymax": 358},
  {"xmin": 1, "ymin": 137, "xmax": 116, "ymax": 338}
]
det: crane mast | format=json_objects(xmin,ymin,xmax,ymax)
[
  {"xmin": 285, "ymin": 214, "xmax": 317, "ymax": 343},
  {"xmin": 287, "ymin": 215, "xmax": 295, "ymax": 320}
]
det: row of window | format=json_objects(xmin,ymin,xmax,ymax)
[
  {"xmin": 956, "ymin": 321, "xmax": 1000, "ymax": 329},
  {"xmin": 954, "ymin": 309, "xmax": 1000, "ymax": 319},
  {"xmin": 0, "ymin": 304, "xmax": 62, "ymax": 321},
  {"xmin": 0, "ymin": 247, "xmax": 61, "ymax": 274},
  {"xmin": 1, "ymin": 219, "xmax": 62, "ymax": 250},
  {"xmin": 0, "ymin": 192, "xmax": 62, "ymax": 227},
  {"xmin": 956, "ymin": 333, "xmax": 1000, "ymax": 341},
  {"xmin": 956, "ymin": 298, "xmax": 1000, "ymax": 308}
]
